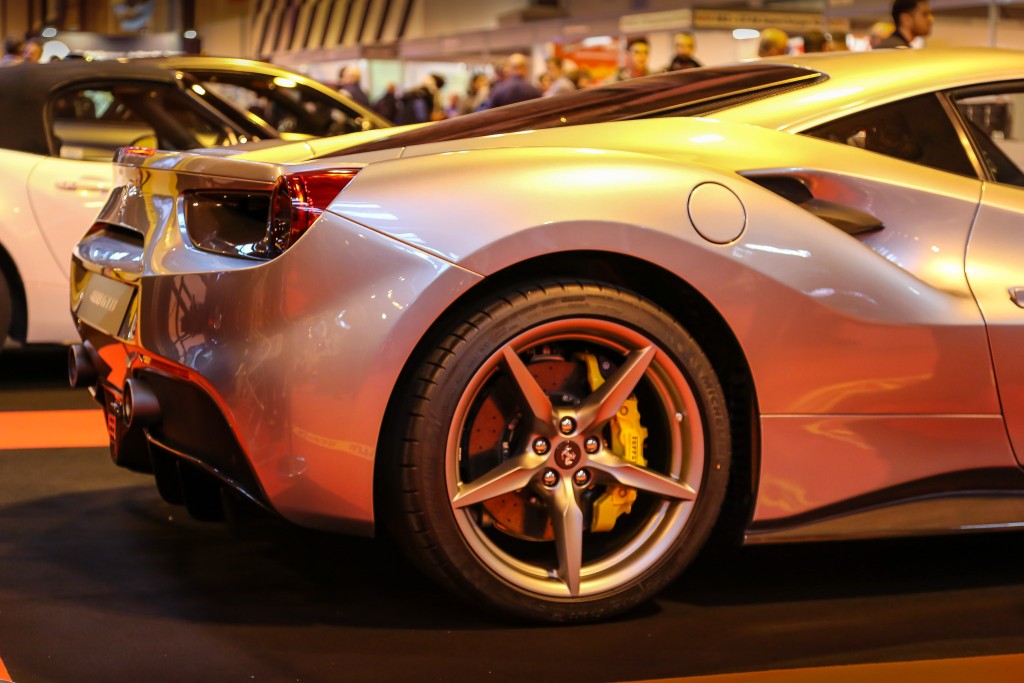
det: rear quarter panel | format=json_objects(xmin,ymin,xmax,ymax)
[{"xmin": 329, "ymin": 127, "xmax": 997, "ymax": 417}]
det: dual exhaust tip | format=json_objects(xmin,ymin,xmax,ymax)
[{"xmin": 68, "ymin": 343, "xmax": 160, "ymax": 429}]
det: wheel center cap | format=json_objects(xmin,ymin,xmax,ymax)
[{"xmin": 554, "ymin": 441, "xmax": 583, "ymax": 470}]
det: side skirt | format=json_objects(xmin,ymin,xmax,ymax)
[{"xmin": 745, "ymin": 468, "xmax": 1024, "ymax": 543}]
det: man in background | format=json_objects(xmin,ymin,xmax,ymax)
[
  {"xmin": 613, "ymin": 37, "xmax": 652, "ymax": 81},
  {"xmin": 758, "ymin": 28, "xmax": 789, "ymax": 57},
  {"xmin": 869, "ymin": 21, "xmax": 896, "ymax": 48},
  {"xmin": 337, "ymin": 65, "xmax": 370, "ymax": 108},
  {"xmin": 1, "ymin": 35, "xmax": 23, "ymax": 65},
  {"xmin": 487, "ymin": 53, "xmax": 541, "ymax": 107},
  {"xmin": 543, "ymin": 57, "xmax": 576, "ymax": 97},
  {"xmin": 22, "ymin": 37, "xmax": 42, "ymax": 63},
  {"xmin": 876, "ymin": 0, "xmax": 933, "ymax": 48},
  {"xmin": 667, "ymin": 32, "xmax": 701, "ymax": 70}
]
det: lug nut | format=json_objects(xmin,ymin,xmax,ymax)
[
  {"xmin": 574, "ymin": 469, "xmax": 591, "ymax": 487},
  {"xmin": 542, "ymin": 469, "xmax": 559, "ymax": 487},
  {"xmin": 533, "ymin": 438, "xmax": 550, "ymax": 455},
  {"xmin": 559, "ymin": 416, "xmax": 577, "ymax": 435},
  {"xmin": 584, "ymin": 436, "xmax": 600, "ymax": 454}
]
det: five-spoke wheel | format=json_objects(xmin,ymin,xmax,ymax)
[{"xmin": 383, "ymin": 281, "xmax": 731, "ymax": 622}]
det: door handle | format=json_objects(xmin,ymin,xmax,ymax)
[{"xmin": 55, "ymin": 179, "xmax": 111, "ymax": 192}]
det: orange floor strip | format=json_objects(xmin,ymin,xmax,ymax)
[
  {"xmin": 0, "ymin": 653, "xmax": 10, "ymax": 682},
  {"xmin": 0, "ymin": 409, "xmax": 107, "ymax": 450},
  {"xmin": 632, "ymin": 653, "xmax": 1024, "ymax": 683}
]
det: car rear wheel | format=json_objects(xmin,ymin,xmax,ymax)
[
  {"xmin": 0, "ymin": 266, "xmax": 12, "ymax": 348},
  {"xmin": 383, "ymin": 281, "xmax": 731, "ymax": 622}
]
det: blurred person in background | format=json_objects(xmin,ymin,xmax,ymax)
[
  {"xmin": 803, "ymin": 31, "xmax": 827, "ymax": 53},
  {"xmin": 569, "ymin": 68, "xmax": 594, "ymax": 89},
  {"xmin": 374, "ymin": 82, "xmax": 398, "ymax": 121},
  {"xmin": 444, "ymin": 92, "xmax": 461, "ymax": 118},
  {"xmin": 667, "ymin": 32, "xmax": 701, "ymax": 70},
  {"xmin": 22, "ymin": 37, "xmax": 42, "ymax": 63},
  {"xmin": 396, "ymin": 73, "xmax": 446, "ymax": 124},
  {"xmin": 543, "ymin": 57, "xmax": 576, "ymax": 97},
  {"xmin": 869, "ymin": 21, "xmax": 896, "ymax": 48},
  {"xmin": 538, "ymin": 72, "xmax": 552, "ymax": 94},
  {"xmin": 337, "ymin": 65, "xmax": 370, "ymax": 108},
  {"xmin": 488, "ymin": 57, "xmax": 508, "ymax": 91},
  {"xmin": 876, "ymin": 0, "xmax": 933, "ymax": 48},
  {"xmin": 1, "ymin": 35, "xmax": 23, "ymax": 66},
  {"xmin": 459, "ymin": 73, "xmax": 490, "ymax": 114},
  {"xmin": 485, "ymin": 53, "xmax": 541, "ymax": 108},
  {"xmin": 758, "ymin": 28, "xmax": 789, "ymax": 57},
  {"xmin": 613, "ymin": 37, "xmax": 652, "ymax": 81},
  {"xmin": 828, "ymin": 32, "xmax": 850, "ymax": 51}
]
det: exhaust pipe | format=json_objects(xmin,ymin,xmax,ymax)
[
  {"xmin": 123, "ymin": 378, "xmax": 160, "ymax": 429},
  {"xmin": 67, "ymin": 343, "xmax": 97, "ymax": 388}
]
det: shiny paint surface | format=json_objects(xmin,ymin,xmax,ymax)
[
  {"xmin": 717, "ymin": 49, "xmax": 1024, "ymax": 131},
  {"xmin": 965, "ymin": 182, "xmax": 1024, "ymax": 468},
  {"xmin": 72, "ymin": 48, "xmax": 1024, "ymax": 540},
  {"xmin": 753, "ymin": 415, "xmax": 1015, "ymax": 525},
  {"xmin": 135, "ymin": 216, "xmax": 478, "ymax": 532},
  {"xmin": 330, "ymin": 120, "xmax": 997, "ymax": 416},
  {"xmin": 77, "ymin": 163, "xmax": 481, "ymax": 532},
  {"xmin": 0, "ymin": 150, "xmax": 74, "ymax": 342}
]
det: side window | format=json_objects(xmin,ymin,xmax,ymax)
[
  {"xmin": 50, "ymin": 82, "xmax": 232, "ymax": 160},
  {"xmin": 803, "ymin": 93, "xmax": 977, "ymax": 178},
  {"xmin": 950, "ymin": 87, "xmax": 1024, "ymax": 188},
  {"xmin": 200, "ymin": 74, "xmax": 362, "ymax": 137}
]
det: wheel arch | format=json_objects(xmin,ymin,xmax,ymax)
[{"xmin": 374, "ymin": 249, "xmax": 759, "ymax": 545}]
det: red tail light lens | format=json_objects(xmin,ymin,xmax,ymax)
[
  {"xmin": 116, "ymin": 146, "xmax": 156, "ymax": 162},
  {"xmin": 266, "ymin": 169, "xmax": 360, "ymax": 257}
]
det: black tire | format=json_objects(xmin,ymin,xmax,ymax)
[
  {"xmin": 382, "ymin": 280, "xmax": 731, "ymax": 622},
  {"xmin": 0, "ymin": 266, "xmax": 11, "ymax": 349}
]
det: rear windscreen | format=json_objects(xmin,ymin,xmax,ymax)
[{"xmin": 328, "ymin": 63, "xmax": 824, "ymax": 157}]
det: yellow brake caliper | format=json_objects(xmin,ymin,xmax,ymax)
[{"xmin": 579, "ymin": 353, "xmax": 648, "ymax": 532}]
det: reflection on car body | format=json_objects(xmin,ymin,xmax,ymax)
[{"xmin": 70, "ymin": 48, "xmax": 1024, "ymax": 622}]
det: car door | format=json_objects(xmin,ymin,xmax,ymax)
[
  {"xmin": 28, "ymin": 155, "xmax": 113, "ymax": 278},
  {"xmin": 27, "ymin": 79, "xmax": 241, "ymax": 281},
  {"xmin": 795, "ymin": 92, "xmax": 999, "ymax": 415},
  {"xmin": 953, "ymin": 84, "xmax": 1024, "ymax": 466}
]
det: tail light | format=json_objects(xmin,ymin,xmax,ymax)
[
  {"xmin": 116, "ymin": 146, "xmax": 156, "ymax": 162},
  {"xmin": 183, "ymin": 168, "xmax": 360, "ymax": 260},
  {"xmin": 266, "ymin": 169, "xmax": 361, "ymax": 257}
]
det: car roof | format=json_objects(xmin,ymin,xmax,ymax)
[
  {"xmin": 140, "ymin": 56, "xmax": 304, "ymax": 77},
  {"xmin": 717, "ymin": 47, "xmax": 1024, "ymax": 130},
  {"xmin": 0, "ymin": 60, "xmax": 191, "ymax": 156},
  {"xmin": 329, "ymin": 47, "xmax": 1024, "ymax": 159}
]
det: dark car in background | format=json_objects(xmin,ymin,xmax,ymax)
[{"xmin": 142, "ymin": 56, "xmax": 391, "ymax": 138}]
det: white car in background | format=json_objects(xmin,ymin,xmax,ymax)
[{"xmin": 0, "ymin": 59, "xmax": 279, "ymax": 348}]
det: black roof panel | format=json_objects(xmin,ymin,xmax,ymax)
[{"xmin": 0, "ymin": 60, "xmax": 187, "ymax": 155}]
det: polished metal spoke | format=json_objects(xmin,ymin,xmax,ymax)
[
  {"xmin": 501, "ymin": 346, "xmax": 556, "ymax": 436},
  {"xmin": 549, "ymin": 477, "xmax": 585, "ymax": 596},
  {"xmin": 452, "ymin": 453, "xmax": 547, "ymax": 508},
  {"xmin": 576, "ymin": 345, "xmax": 656, "ymax": 433},
  {"xmin": 590, "ymin": 453, "xmax": 697, "ymax": 501}
]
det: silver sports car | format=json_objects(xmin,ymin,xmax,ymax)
[{"xmin": 69, "ymin": 48, "xmax": 1024, "ymax": 622}]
